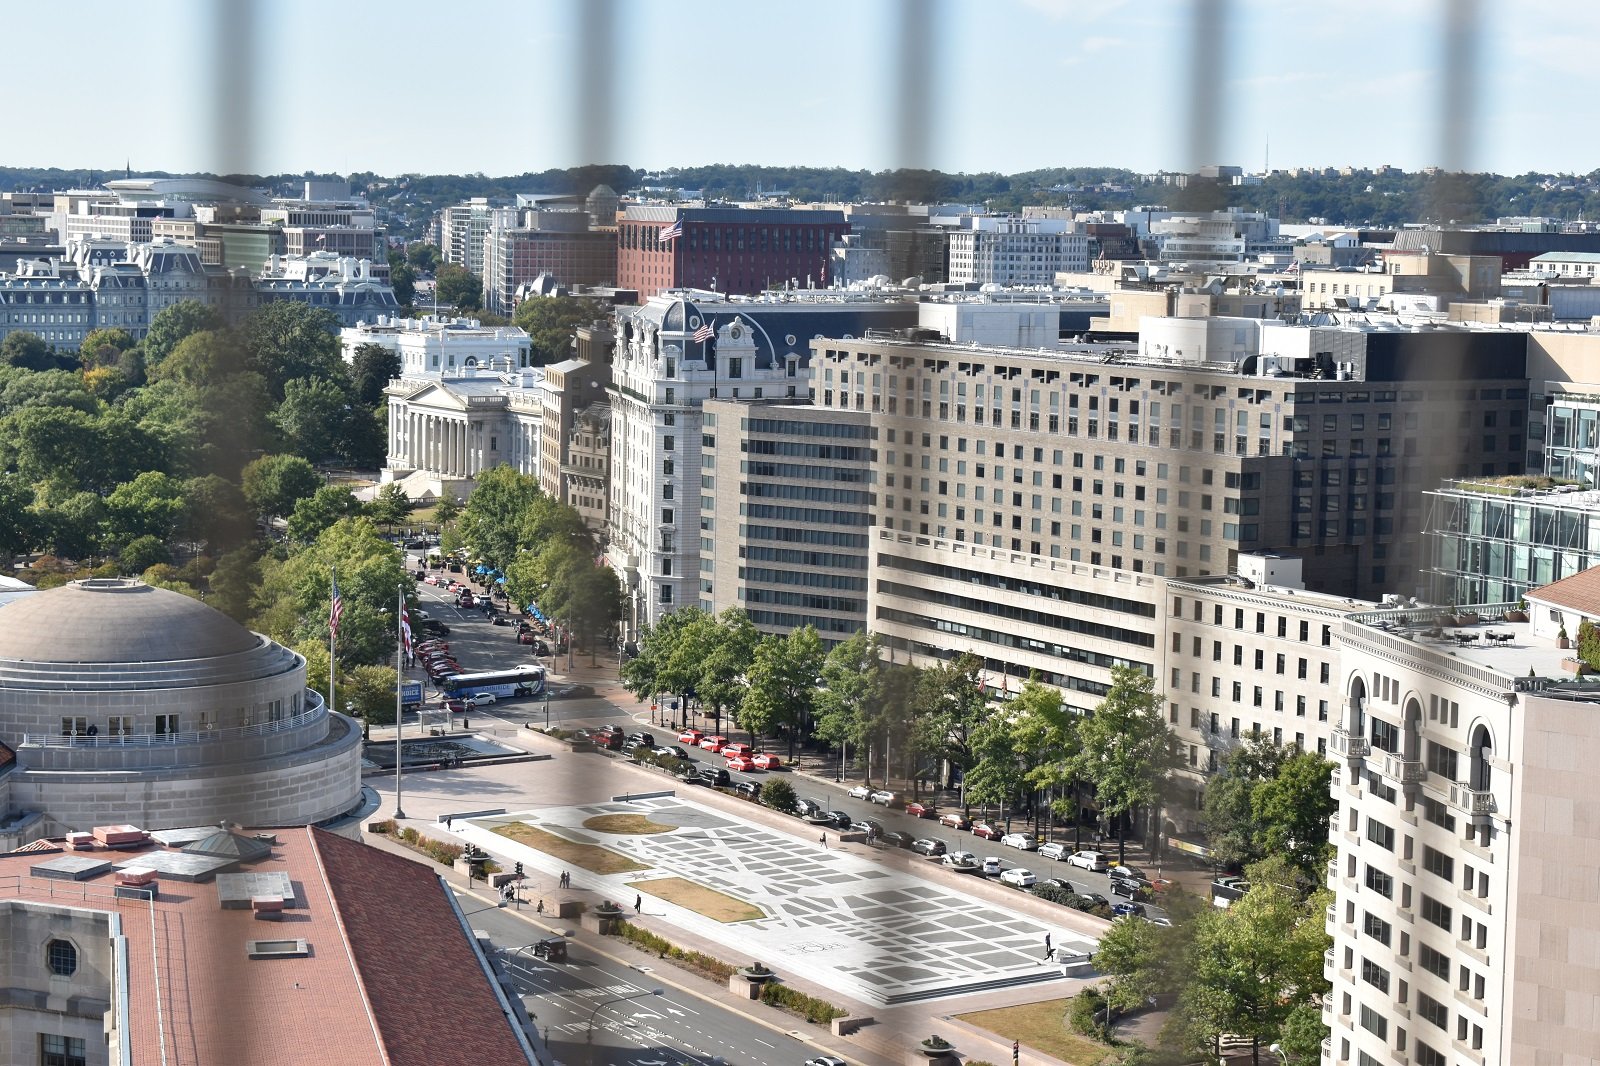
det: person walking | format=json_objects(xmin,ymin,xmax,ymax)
[
  {"xmin": 444, "ymin": 814, "xmax": 453, "ymax": 830},
  {"xmin": 819, "ymin": 832, "xmax": 827, "ymax": 850},
  {"xmin": 536, "ymin": 899, "xmax": 544, "ymax": 916},
  {"xmin": 634, "ymin": 894, "xmax": 642, "ymax": 914},
  {"xmin": 1043, "ymin": 933, "xmax": 1053, "ymax": 961}
]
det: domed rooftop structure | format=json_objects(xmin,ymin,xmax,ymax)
[{"xmin": 0, "ymin": 579, "xmax": 258, "ymax": 664}]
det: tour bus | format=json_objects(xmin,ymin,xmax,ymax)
[{"xmin": 440, "ymin": 665, "xmax": 545, "ymax": 699}]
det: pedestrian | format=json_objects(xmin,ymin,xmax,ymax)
[
  {"xmin": 1043, "ymin": 933, "xmax": 1053, "ymax": 961},
  {"xmin": 536, "ymin": 899, "xmax": 544, "ymax": 916},
  {"xmin": 634, "ymin": 894, "xmax": 642, "ymax": 914},
  {"xmin": 820, "ymin": 832, "xmax": 827, "ymax": 849},
  {"xmin": 445, "ymin": 814, "xmax": 453, "ymax": 830}
]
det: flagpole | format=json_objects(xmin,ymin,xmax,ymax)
[
  {"xmin": 394, "ymin": 582, "xmax": 407, "ymax": 820},
  {"xmin": 328, "ymin": 567, "xmax": 336, "ymax": 741}
]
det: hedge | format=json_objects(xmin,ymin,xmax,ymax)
[{"xmin": 759, "ymin": 982, "xmax": 847, "ymax": 1024}]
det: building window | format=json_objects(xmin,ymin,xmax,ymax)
[
  {"xmin": 1417, "ymin": 991, "xmax": 1448, "ymax": 1031},
  {"xmin": 155, "ymin": 714, "xmax": 179, "ymax": 736},
  {"xmin": 1418, "ymin": 942, "xmax": 1450, "ymax": 979},
  {"xmin": 1358, "ymin": 1003, "xmax": 1388, "ymax": 1040},
  {"xmin": 1360, "ymin": 957, "xmax": 1390, "ymax": 993},
  {"xmin": 1420, "ymin": 894, "xmax": 1452, "ymax": 930},
  {"xmin": 46, "ymin": 939, "xmax": 77, "ymax": 977},
  {"xmin": 39, "ymin": 1035, "xmax": 86, "ymax": 1066}
]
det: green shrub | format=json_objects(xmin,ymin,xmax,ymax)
[
  {"xmin": 1030, "ymin": 883, "xmax": 1074, "ymax": 905},
  {"xmin": 761, "ymin": 778, "xmax": 799, "ymax": 815},
  {"xmin": 759, "ymin": 982, "xmax": 847, "ymax": 1024},
  {"xmin": 368, "ymin": 819, "xmax": 395, "ymax": 835},
  {"xmin": 1069, "ymin": 987, "xmax": 1107, "ymax": 1038}
]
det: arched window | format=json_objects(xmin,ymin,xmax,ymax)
[
  {"xmin": 1347, "ymin": 677, "xmax": 1367, "ymax": 735},
  {"xmin": 1470, "ymin": 725, "xmax": 1493, "ymax": 791}
]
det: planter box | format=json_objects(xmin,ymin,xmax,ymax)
[{"xmin": 1562, "ymin": 659, "xmax": 1592, "ymax": 676}]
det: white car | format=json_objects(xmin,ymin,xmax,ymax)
[
  {"xmin": 1037, "ymin": 841, "xmax": 1070, "ymax": 861},
  {"xmin": 868, "ymin": 790, "xmax": 899, "ymax": 806},
  {"xmin": 999, "ymin": 867, "xmax": 1037, "ymax": 888},
  {"xmin": 942, "ymin": 851, "xmax": 980, "ymax": 870},
  {"xmin": 1067, "ymin": 850, "xmax": 1108, "ymax": 872},
  {"xmin": 1000, "ymin": 832, "xmax": 1038, "ymax": 851},
  {"xmin": 847, "ymin": 784, "xmax": 873, "ymax": 800},
  {"xmin": 463, "ymin": 692, "xmax": 497, "ymax": 707},
  {"xmin": 980, "ymin": 856, "xmax": 1003, "ymax": 876}
]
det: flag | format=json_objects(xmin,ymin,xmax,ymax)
[
  {"xmin": 659, "ymin": 219, "xmax": 683, "ymax": 242},
  {"xmin": 1285, "ymin": 259, "xmax": 1301, "ymax": 274},
  {"xmin": 399, "ymin": 601, "xmax": 413, "ymax": 657},
  {"xmin": 329, "ymin": 576, "xmax": 344, "ymax": 641},
  {"xmin": 692, "ymin": 318, "xmax": 715, "ymax": 343}
]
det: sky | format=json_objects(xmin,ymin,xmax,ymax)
[{"xmin": 8, "ymin": 0, "xmax": 1598, "ymax": 179}]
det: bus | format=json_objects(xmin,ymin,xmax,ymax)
[{"xmin": 440, "ymin": 665, "xmax": 545, "ymax": 699}]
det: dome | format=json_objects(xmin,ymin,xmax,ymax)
[
  {"xmin": 661, "ymin": 298, "xmax": 700, "ymax": 333},
  {"xmin": 0, "ymin": 579, "xmax": 259, "ymax": 664}
]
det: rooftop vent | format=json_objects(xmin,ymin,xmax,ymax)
[{"xmin": 246, "ymin": 939, "xmax": 309, "ymax": 960}]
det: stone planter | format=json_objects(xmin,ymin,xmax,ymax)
[
  {"xmin": 729, "ymin": 965, "xmax": 774, "ymax": 999},
  {"xmin": 917, "ymin": 1039, "xmax": 957, "ymax": 1058},
  {"xmin": 1505, "ymin": 610, "xmax": 1529, "ymax": 623},
  {"xmin": 1562, "ymin": 658, "xmax": 1591, "ymax": 676},
  {"xmin": 586, "ymin": 903, "xmax": 625, "ymax": 935}
]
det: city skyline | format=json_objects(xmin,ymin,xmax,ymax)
[{"xmin": 8, "ymin": 0, "xmax": 1598, "ymax": 180}]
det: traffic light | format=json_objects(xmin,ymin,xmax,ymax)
[{"xmin": 514, "ymin": 861, "xmax": 524, "ymax": 878}]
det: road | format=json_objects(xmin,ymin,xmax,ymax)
[
  {"xmin": 406, "ymin": 551, "xmax": 1172, "ymax": 922},
  {"xmin": 455, "ymin": 886, "xmax": 817, "ymax": 1066}
]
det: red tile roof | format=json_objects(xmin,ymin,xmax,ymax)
[
  {"xmin": 311, "ymin": 828, "xmax": 534, "ymax": 1066},
  {"xmin": 1530, "ymin": 567, "xmax": 1600, "ymax": 619}
]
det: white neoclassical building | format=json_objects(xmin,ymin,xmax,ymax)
[
  {"xmin": 341, "ymin": 314, "xmax": 532, "ymax": 376},
  {"xmin": 382, "ymin": 369, "xmax": 543, "ymax": 501}
]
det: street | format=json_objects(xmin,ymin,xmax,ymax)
[{"xmin": 455, "ymin": 886, "xmax": 814, "ymax": 1066}]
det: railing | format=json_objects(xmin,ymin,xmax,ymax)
[
  {"xmin": 1329, "ymin": 728, "xmax": 1370, "ymax": 760},
  {"xmin": 1449, "ymin": 781, "xmax": 1496, "ymax": 816},
  {"xmin": 21, "ymin": 703, "xmax": 326, "ymax": 750},
  {"xmin": 1378, "ymin": 751, "xmax": 1427, "ymax": 785}
]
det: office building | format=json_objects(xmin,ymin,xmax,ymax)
[
  {"xmin": 538, "ymin": 356, "xmax": 611, "ymax": 501},
  {"xmin": 564, "ymin": 403, "xmax": 611, "ymax": 534},
  {"xmin": 0, "ymin": 824, "xmax": 537, "ymax": 1066},
  {"xmin": 700, "ymin": 400, "xmax": 874, "ymax": 642},
  {"xmin": 1424, "ymin": 478, "xmax": 1600, "ymax": 607},
  {"xmin": 383, "ymin": 367, "xmax": 541, "ymax": 502},
  {"xmin": 1324, "ymin": 597, "xmax": 1598, "ymax": 1066},
  {"xmin": 947, "ymin": 216, "xmax": 1088, "ymax": 286},
  {"xmin": 482, "ymin": 208, "xmax": 617, "ymax": 315},
  {"xmin": 615, "ymin": 206, "xmax": 849, "ymax": 300},
  {"xmin": 440, "ymin": 197, "xmax": 512, "ymax": 276}
]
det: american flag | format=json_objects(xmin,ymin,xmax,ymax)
[
  {"xmin": 692, "ymin": 318, "xmax": 716, "ymax": 343},
  {"xmin": 399, "ymin": 601, "xmax": 413, "ymax": 657},
  {"xmin": 1285, "ymin": 259, "xmax": 1301, "ymax": 275},
  {"xmin": 329, "ymin": 576, "xmax": 344, "ymax": 641},
  {"xmin": 659, "ymin": 219, "xmax": 683, "ymax": 242}
]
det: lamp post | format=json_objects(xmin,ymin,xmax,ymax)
[
  {"xmin": 1268, "ymin": 1043, "xmax": 1288, "ymax": 1065},
  {"xmin": 585, "ymin": 987, "xmax": 662, "ymax": 1066}
]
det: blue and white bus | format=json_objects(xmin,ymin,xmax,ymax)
[{"xmin": 441, "ymin": 665, "xmax": 545, "ymax": 699}]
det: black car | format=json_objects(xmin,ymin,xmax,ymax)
[
  {"xmin": 826, "ymin": 810, "xmax": 854, "ymax": 830},
  {"xmin": 1110, "ymin": 877, "xmax": 1154, "ymax": 902},
  {"xmin": 626, "ymin": 731, "xmax": 656, "ymax": 749},
  {"xmin": 880, "ymin": 831, "xmax": 913, "ymax": 849},
  {"xmin": 696, "ymin": 765, "xmax": 730, "ymax": 787},
  {"xmin": 733, "ymin": 780, "xmax": 762, "ymax": 799}
]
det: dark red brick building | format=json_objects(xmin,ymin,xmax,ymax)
[{"xmin": 616, "ymin": 205, "xmax": 848, "ymax": 299}]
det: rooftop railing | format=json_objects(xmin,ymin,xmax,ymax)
[{"xmin": 20, "ymin": 702, "xmax": 326, "ymax": 750}]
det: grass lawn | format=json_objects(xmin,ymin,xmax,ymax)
[
  {"xmin": 492, "ymin": 822, "xmax": 649, "ymax": 875},
  {"xmin": 627, "ymin": 876, "xmax": 764, "ymax": 922},
  {"xmin": 582, "ymin": 814, "xmax": 677, "ymax": 835},
  {"xmin": 956, "ymin": 998, "xmax": 1114, "ymax": 1066}
]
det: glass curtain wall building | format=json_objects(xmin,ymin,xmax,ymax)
[{"xmin": 1424, "ymin": 477, "xmax": 1600, "ymax": 606}]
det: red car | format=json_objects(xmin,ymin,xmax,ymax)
[
  {"xmin": 939, "ymin": 812, "xmax": 971, "ymax": 831},
  {"xmin": 442, "ymin": 698, "xmax": 466, "ymax": 713},
  {"xmin": 725, "ymin": 755, "xmax": 756, "ymax": 772},
  {"xmin": 971, "ymin": 822, "xmax": 1001, "ymax": 840},
  {"xmin": 752, "ymin": 753, "xmax": 782, "ymax": 770},
  {"xmin": 721, "ymin": 742, "xmax": 754, "ymax": 759},
  {"xmin": 699, "ymin": 735, "xmax": 729, "ymax": 753},
  {"xmin": 905, "ymin": 802, "xmax": 936, "ymax": 819},
  {"xmin": 677, "ymin": 729, "xmax": 704, "ymax": 745}
]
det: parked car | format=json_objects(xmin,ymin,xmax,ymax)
[
  {"xmin": 847, "ymin": 784, "xmax": 874, "ymax": 800},
  {"xmin": 442, "ymin": 698, "xmax": 466, "ymax": 713},
  {"xmin": 905, "ymin": 801, "xmax": 936, "ymax": 819},
  {"xmin": 752, "ymin": 752, "xmax": 782, "ymax": 770},
  {"xmin": 980, "ymin": 856, "xmax": 1003, "ymax": 876},
  {"xmin": 1075, "ymin": 890, "xmax": 1110, "ymax": 907},
  {"xmin": 677, "ymin": 729, "xmax": 704, "ymax": 745},
  {"xmin": 848, "ymin": 820, "xmax": 877, "ymax": 835},
  {"xmin": 826, "ymin": 811, "xmax": 853, "ymax": 830},
  {"xmin": 938, "ymin": 812, "xmax": 971, "ymax": 831},
  {"xmin": 879, "ymin": 831, "xmax": 912, "ymax": 849},
  {"xmin": 546, "ymin": 683, "xmax": 594, "ymax": 699},
  {"xmin": 805, "ymin": 1057, "xmax": 849, "ymax": 1066},
  {"xmin": 1000, "ymin": 832, "xmax": 1038, "ymax": 851},
  {"xmin": 720, "ymin": 742, "xmax": 753, "ymax": 759},
  {"xmin": 1067, "ymin": 850, "xmax": 1108, "ymax": 872},
  {"xmin": 1037, "ymin": 841, "xmax": 1070, "ymax": 861},
  {"xmin": 1110, "ymin": 877, "xmax": 1153, "ymax": 902},
  {"xmin": 654, "ymin": 745, "xmax": 691, "ymax": 760},
  {"xmin": 733, "ymin": 780, "xmax": 762, "ymax": 799},
  {"xmin": 943, "ymin": 851, "xmax": 980, "ymax": 870},
  {"xmin": 1000, "ymin": 868, "xmax": 1038, "ymax": 888},
  {"xmin": 462, "ymin": 692, "xmax": 496, "ymax": 707},
  {"xmin": 970, "ymin": 822, "xmax": 1001, "ymax": 840},
  {"xmin": 1112, "ymin": 901, "xmax": 1147, "ymax": 919},
  {"xmin": 698, "ymin": 735, "xmax": 729, "ymax": 753},
  {"xmin": 868, "ymin": 790, "xmax": 900, "ymax": 807},
  {"xmin": 911, "ymin": 838, "xmax": 947, "ymax": 856},
  {"xmin": 695, "ymin": 765, "xmax": 730, "ymax": 786},
  {"xmin": 627, "ymin": 731, "xmax": 656, "ymax": 749},
  {"xmin": 725, "ymin": 755, "xmax": 756, "ymax": 772},
  {"xmin": 1109, "ymin": 864, "xmax": 1151, "ymax": 885}
]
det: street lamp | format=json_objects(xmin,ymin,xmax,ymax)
[
  {"xmin": 1268, "ymin": 1043, "xmax": 1288, "ymax": 1065},
  {"xmin": 585, "ymin": 987, "xmax": 662, "ymax": 1066}
]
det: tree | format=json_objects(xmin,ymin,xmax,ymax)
[
  {"xmin": 432, "ymin": 493, "xmax": 462, "ymax": 528},
  {"xmin": 511, "ymin": 295, "xmax": 606, "ymax": 365},
  {"xmin": 814, "ymin": 630, "xmax": 883, "ymax": 764},
  {"xmin": 1, "ymin": 331, "xmax": 57, "ymax": 371},
  {"xmin": 152, "ymin": 329, "xmax": 246, "ymax": 389},
  {"xmin": 1013, "ymin": 678, "xmax": 1087, "ymax": 845},
  {"xmin": 1251, "ymin": 751, "xmax": 1337, "ymax": 885},
  {"xmin": 406, "ymin": 243, "xmax": 442, "ymax": 273},
  {"xmin": 271, "ymin": 376, "xmax": 353, "ymax": 462},
  {"xmin": 0, "ymin": 472, "xmax": 41, "ymax": 566},
  {"xmin": 37, "ymin": 491, "xmax": 107, "ymax": 560},
  {"xmin": 366, "ymin": 483, "xmax": 413, "ymax": 532},
  {"xmin": 143, "ymin": 300, "xmax": 224, "ymax": 368},
  {"xmin": 386, "ymin": 253, "xmax": 416, "ymax": 307},
  {"xmin": 1071, "ymin": 665, "xmax": 1179, "ymax": 863},
  {"xmin": 77, "ymin": 327, "xmax": 135, "ymax": 369},
  {"xmin": 1202, "ymin": 733, "xmax": 1289, "ymax": 869},
  {"xmin": 287, "ymin": 484, "xmax": 362, "ymax": 543},
  {"xmin": 350, "ymin": 342, "xmax": 401, "ymax": 407},
  {"xmin": 118, "ymin": 535, "xmax": 171, "ymax": 576},
  {"xmin": 560, "ymin": 564, "xmax": 625, "ymax": 665},
  {"xmin": 963, "ymin": 710, "xmax": 1027, "ymax": 816},
  {"xmin": 741, "ymin": 625, "xmax": 825, "ymax": 755},
  {"xmin": 760, "ymin": 778, "xmax": 799, "ymax": 816},
  {"xmin": 181, "ymin": 474, "xmax": 254, "ymax": 552},
  {"xmin": 914, "ymin": 653, "xmax": 989, "ymax": 797},
  {"xmin": 253, "ymin": 516, "xmax": 408, "ymax": 666},
  {"xmin": 435, "ymin": 263, "xmax": 483, "ymax": 311},
  {"xmin": 460, "ymin": 465, "xmax": 544, "ymax": 571},
  {"xmin": 344, "ymin": 663, "xmax": 400, "ymax": 729},
  {"xmin": 691, "ymin": 609, "xmax": 761, "ymax": 740},
  {"xmin": 241, "ymin": 454, "xmax": 321, "ymax": 522},
  {"xmin": 104, "ymin": 470, "xmax": 186, "ymax": 548},
  {"xmin": 239, "ymin": 302, "xmax": 343, "ymax": 401},
  {"xmin": 1170, "ymin": 856, "xmax": 1331, "ymax": 1064}
]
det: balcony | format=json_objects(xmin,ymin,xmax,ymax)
[
  {"xmin": 1329, "ymin": 727, "xmax": 1370, "ymax": 766},
  {"xmin": 1322, "ymin": 991, "xmax": 1334, "ymax": 1016},
  {"xmin": 1324, "ymin": 947, "xmax": 1335, "ymax": 980},
  {"xmin": 1378, "ymin": 750, "xmax": 1426, "ymax": 790},
  {"xmin": 1322, "ymin": 1037, "xmax": 1332, "ymax": 1062},
  {"xmin": 1449, "ymin": 782, "xmax": 1497, "ymax": 820}
]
